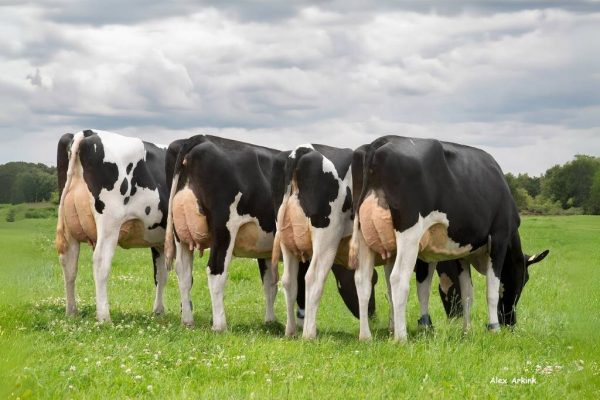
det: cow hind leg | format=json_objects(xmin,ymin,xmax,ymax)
[
  {"xmin": 390, "ymin": 226, "xmax": 422, "ymax": 342},
  {"xmin": 175, "ymin": 241, "xmax": 194, "ymax": 327},
  {"xmin": 355, "ymin": 232, "xmax": 376, "ymax": 341},
  {"xmin": 258, "ymin": 259, "xmax": 277, "ymax": 323},
  {"xmin": 151, "ymin": 247, "xmax": 167, "ymax": 315},
  {"xmin": 302, "ymin": 250, "xmax": 336, "ymax": 340},
  {"xmin": 59, "ymin": 239, "xmax": 80, "ymax": 316},
  {"xmin": 206, "ymin": 226, "xmax": 237, "ymax": 332},
  {"xmin": 281, "ymin": 246, "xmax": 300, "ymax": 336},
  {"xmin": 92, "ymin": 227, "xmax": 120, "ymax": 323},
  {"xmin": 458, "ymin": 260, "xmax": 473, "ymax": 332},
  {"xmin": 384, "ymin": 261, "xmax": 394, "ymax": 333},
  {"xmin": 416, "ymin": 261, "xmax": 436, "ymax": 329}
]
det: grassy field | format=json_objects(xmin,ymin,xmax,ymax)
[{"xmin": 0, "ymin": 207, "xmax": 598, "ymax": 399}]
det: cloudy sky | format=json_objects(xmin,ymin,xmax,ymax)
[{"xmin": 1, "ymin": 1, "xmax": 599, "ymax": 175}]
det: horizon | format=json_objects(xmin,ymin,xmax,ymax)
[
  {"xmin": 0, "ymin": 133, "xmax": 597, "ymax": 178},
  {"xmin": 1, "ymin": 1, "xmax": 599, "ymax": 175}
]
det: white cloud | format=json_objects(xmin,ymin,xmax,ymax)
[{"xmin": 0, "ymin": 3, "xmax": 599, "ymax": 175}]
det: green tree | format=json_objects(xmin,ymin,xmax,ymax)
[
  {"xmin": 0, "ymin": 162, "xmax": 57, "ymax": 204},
  {"xmin": 515, "ymin": 173, "xmax": 541, "ymax": 197},
  {"xmin": 505, "ymin": 173, "xmax": 534, "ymax": 211},
  {"xmin": 585, "ymin": 170, "xmax": 600, "ymax": 215},
  {"xmin": 513, "ymin": 187, "xmax": 533, "ymax": 211},
  {"xmin": 541, "ymin": 155, "xmax": 600, "ymax": 209}
]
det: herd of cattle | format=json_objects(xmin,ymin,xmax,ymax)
[{"xmin": 54, "ymin": 130, "xmax": 549, "ymax": 341}]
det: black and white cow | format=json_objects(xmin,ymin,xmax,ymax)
[
  {"xmin": 164, "ymin": 135, "xmax": 279, "ymax": 330},
  {"xmin": 349, "ymin": 135, "xmax": 548, "ymax": 341},
  {"xmin": 164, "ymin": 135, "xmax": 376, "ymax": 330},
  {"xmin": 55, "ymin": 130, "xmax": 169, "ymax": 322},
  {"xmin": 271, "ymin": 144, "xmax": 379, "ymax": 338}
]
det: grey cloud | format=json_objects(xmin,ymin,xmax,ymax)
[
  {"xmin": 22, "ymin": 1, "xmax": 600, "ymax": 27},
  {"xmin": 26, "ymin": 69, "xmax": 42, "ymax": 86}
]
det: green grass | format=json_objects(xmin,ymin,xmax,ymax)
[{"xmin": 0, "ymin": 210, "xmax": 598, "ymax": 399}]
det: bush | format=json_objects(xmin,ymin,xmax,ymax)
[
  {"xmin": 5, "ymin": 207, "xmax": 16, "ymax": 222},
  {"xmin": 50, "ymin": 191, "xmax": 60, "ymax": 206},
  {"xmin": 521, "ymin": 195, "xmax": 584, "ymax": 216},
  {"xmin": 24, "ymin": 207, "xmax": 57, "ymax": 219}
]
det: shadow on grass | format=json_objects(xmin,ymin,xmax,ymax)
[{"xmin": 6, "ymin": 299, "xmax": 547, "ymax": 348}]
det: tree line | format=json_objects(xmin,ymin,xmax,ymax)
[
  {"xmin": 505, "ymin": 155, "xmax": 600, "ymax": 215},
  {"xmin": 0, "ymin": 162, "xmax": 57, "ymax": 204},
  {"xmin": 1, "ymin": 155, "xmax": 599, "ymax": 214}
]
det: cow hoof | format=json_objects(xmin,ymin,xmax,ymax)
[
  {"xmin": 359, "ymin": 333, "xmax": 372, "ymax": 342},
  {"xmin": 65, "ymin": 308, "xmax": 78, "ymax": 317},
  {"xmin": 417, "ymin": 314, "xmax": 434, "ymax": 330},
  {"xmin": 487, "ymin": 323, "xmax": 501, "ymax": 333},
  {"xmin": 302, "ymin": 331, "xmax": 317, "ymax": 340},
  {"xmin": 285, "ymin": 327, "xmax": 296, "ymax": 337},
  {"xmin": 153, "ymin": 306, "xmax": 165, "ymax": 316},
  {"xmin": 96, "ymin": 316, "xmax": 112, "ymax": 324},
  {"xmin": 212, "ymin": 323, "xmax": 227, "ymax": 333},
  {"xmin": 393, "ymin": 335, "xmax": 408, "ymax": 343},
  {"xmin": 182, "ymin": 320, "xmax": 195, "ymax": 328}
]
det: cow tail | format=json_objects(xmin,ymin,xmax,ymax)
[
  {"xmin": 271, "ymin": 182, "xmax": 292, "ymax": 281},
  {"xmin": 270, "ymin": 231, "xmax": 281, "ymax": 282},
  {"xmin": 55, "ymin": 133, "xmax": 84, "ymax": 254},
  {"xmin": 348, "ymin": 216, "xmax": 360, "ymax": 270},
  {"xmin": 348, "ymin": 144, "xmax": 380, "ymax": 269},
  {"xmin": 164, "ymin": 135, "xmax": 206, "ymax": 269},
  {"xmin": 164, "ymin": 171, "xmax": 180, "ymax": 270}
]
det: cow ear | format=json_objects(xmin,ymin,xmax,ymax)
[{"xmin": 526, "ymin": 249, "xmax": 550, "ymax": 267}]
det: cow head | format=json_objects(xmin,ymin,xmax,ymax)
[
  {"xmin": 499, "ymin": 248, "xmax": 549, "ymax": 326},
  {"xmin": 331, "ymin": 264, "xmax": 378, "ymax": 319}
]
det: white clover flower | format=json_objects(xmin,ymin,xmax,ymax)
[
  {"xmin": 147, "ymin": 385, "xmax": 153, "ymax": 391},
  {"xmin": 69, "ymin": 365, "xmax": 76, "ymax": 372},
  {"xmin": 134, "ymin": 375, "xmax": 142, "ymax": 380},
  {"xmin": 125, "ymin": 368, "xmax": 132, "ymax": 374}
]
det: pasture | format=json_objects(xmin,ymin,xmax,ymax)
[{"xmin": 0, "ymin": 206, "xmax": 598, "ymax": 399}]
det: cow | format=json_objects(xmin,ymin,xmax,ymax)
[
  {"xmin": 349, "ymin": 135, "xmax": 548, "ymax": 341},
  {"xmin": 163, "ymin": 135, "xmax": 280, "ymax": 330},
  {"xmin": 55, "ymin": 130, "xmax": 169, "ymax": 322},
  {"xmin": 164, "ymin": 136, "xmax": 377, "ymax": 331},
  {"xmin": 271, "ymin": 144, "xmax": 381, "ymax": 338}
]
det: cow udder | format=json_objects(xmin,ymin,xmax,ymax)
[
  {"xmin": 359, "ymin": 191, "xmax": 396, "ymax": 260},
  {"xmin": 279, "ymin": 194, "xmax": 312, "ymax": 262},
  {"xmin": 172, "ymin": 187, "xmax": 211, "ymax": 250},
  {"xmin": 233, "ymin": 222, "xmax": 273, "ymax": 259},
  {"xmin": 63, "ymin": 175, "xmax": 97, "ymax": 244}
]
